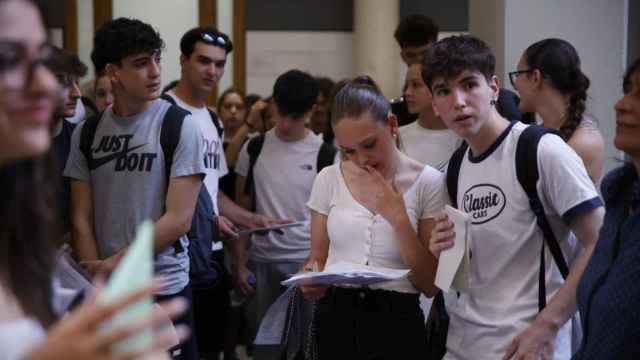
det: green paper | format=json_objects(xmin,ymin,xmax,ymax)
[{"xmin": 99, "ymin": 220, "xmax": 154, "ymax": 353}]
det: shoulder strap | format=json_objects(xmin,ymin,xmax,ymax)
[
  {"xmin": 207, "ymin": 109, "xmax": 224, "ymax": 139},
  {"xmin": 445, "ymin": 142, "xmax": 469, "ymax": 208},
  {"xmin": 160, "ymin": 93, "xmax": 177, "ymax": 106},
  {"xmin": 515, "ymin": 125, "xmax": 569, "ymax": 311},
  {"xmin": 160, "ymin": 104, "xmax": 188, "ymax": 188},
  {"xmin": 244, "ymin": 134, "xmax": 266, "ymax": 195},
  {"xmin": 79, "ymin": 112, "xmax": 103, "ymax": 168},
  {"xmin": 316, "ymin": 142, "xmax": 337, "ymax": 173}
]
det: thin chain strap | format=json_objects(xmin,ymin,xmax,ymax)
[{"xmin": 304, "ymin": 300, "xmax": 318, "ymax": 360}]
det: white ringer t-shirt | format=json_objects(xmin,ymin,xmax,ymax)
[{"xmin": 443, "ymin": 121, "xmax": 602, "ymax": 360}]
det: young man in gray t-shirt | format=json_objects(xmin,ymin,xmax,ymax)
[{"xmin": 64, "ymin": 18, "xmax": 205, "ymax": 360}]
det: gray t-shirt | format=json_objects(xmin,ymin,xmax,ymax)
[
  {"xmin": 236, "ymin": 129, "xmax": 328, "ymax": 262},
  {"xmin": 64, "ymin": 99, "xmax": 206, "ymax": 295}
]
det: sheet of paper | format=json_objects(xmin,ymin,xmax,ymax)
[
  {"xmin": 435, "ymin": 205, "xmax": 470, "ymax": 293},
  {"xmin": 237, "ymin": 220, "xmax": 308, "ymax": 236},
  {"xmin": 281, "ymin": 261, "xmax": 409, "ymax": 287},
  {"xmin": 99, "ymin": 220, "xmax": 154, "ymax": 353}
]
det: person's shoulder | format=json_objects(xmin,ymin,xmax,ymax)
[{"xmin": 569, "ymin": 119, "xmax": 605, "ymax": 157}]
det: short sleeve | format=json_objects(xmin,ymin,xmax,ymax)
[
  {"xmin": 171, "ymin": 114, "xmax": 207, "ymax": 178},
  {"xmin": 306, "ymin": 165, "xmax": 338, "ymax": 215},
  {"xmin": 417, "ymin": 166, "xmax": 447, "ymax": 219},
  {"xmin": 235, "ymin": 140, "xmax": 250, "ymax": 177},
  {"xmin": 537, "ymin": 134, "xmax": 602, "ymax": 224},
  {"xmin": 63, "ymin": 121, "xmax": 90, "ymax": 181}
]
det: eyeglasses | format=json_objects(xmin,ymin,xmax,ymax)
[
  {"xmin": 201, "ymin": 33, "xmax": 227, "ymax": 48},
  {"xmin": 508, "ymin": 69, "xmax": 534, "ymax": 88},
  {"xmin": 0, "ymin": 40, "xmax": 54, "ymax": 91}
]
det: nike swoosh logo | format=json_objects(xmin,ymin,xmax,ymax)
[{"xmin": 88, "ymin": 144, "xmax": 146, "ymax": 170}]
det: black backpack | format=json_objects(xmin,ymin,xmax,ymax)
[
  {"xmin": 159, "ymin": 94, "xmax": 228, "ymax": 289},
  {"xmin": 242, "ymin": 134, "xmax": 337, "ymax": 200},
  {"xmin": 80, "ymin": 97, "xmax": 223, "ymax": 289},
  {"xmin": 425, "ymin": 124, "xmax": 571, "ymax": 359}
]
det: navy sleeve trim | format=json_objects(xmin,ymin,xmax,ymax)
[{"xmin": 562, "ymin": 197, "xmax": 603, "ymax": 224}]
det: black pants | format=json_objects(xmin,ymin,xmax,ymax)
[
  {"xmin": 191, "ymin": 250, "xmax": 231, "ymax": 358},
  {"xmin": 316, "ymin": 287, "xmax": 427, "ymax": 360},
  {"xmin": 156, "ymin": 284, "xmax": 199, "ymax": 360}
]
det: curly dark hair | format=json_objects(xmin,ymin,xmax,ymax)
[
  {"xmin": 421, "ymin": 35, "xmax": 495, "ymax": 90},
  {"xmin": 273, "ymin": 69, "xmax": 318, "ymax": 119},
  {"xmin": 523, "ymin": 38, "xmax": 590, "ymax": 141},
  {"xmin": 91, "ymin": 17, "xmax": 164, "ymax": 74},
  {"xmin": 180, "ymin": 26, "xmax": 233, "ymax": 57},
  {"xmin": 394, "ymin": 15, "xmax": 439, "ymax": 48}
]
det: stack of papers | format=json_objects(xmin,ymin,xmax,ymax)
[
  {"xmin": 435, "ymin": 205, "xmax": 471, "ymax": 293},
  {"xmin": 281, "ymin": 261, "xmax": 409, "ymax": 287}
]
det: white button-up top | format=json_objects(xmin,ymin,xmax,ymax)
[{"xmin": 307, "ymin": 164, "xmax": 446, "ymax": 293}]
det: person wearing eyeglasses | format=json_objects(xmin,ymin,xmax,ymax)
[
  {"xmin": 510, "ymin": 38, "xmax": 604, "ymax": 183},
  {"xmin": 0, "ymin": 1, "xmax": 188, "ymax": 359}
]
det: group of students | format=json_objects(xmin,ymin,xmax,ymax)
[{"xmin": 1, "ymin": 0, "xmax": 640, "ymax": 359}]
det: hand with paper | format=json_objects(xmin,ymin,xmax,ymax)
[
  {"xmin": 25, "ymin": 221, "xmax": 188, "ymax": 360},
  {"xmin": 431, "ymin": 205, "xmax": 471, "ymax": 293}
]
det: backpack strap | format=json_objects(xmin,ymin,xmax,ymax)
[
  {"xmin": 79, "ymin": 112, "xmax": 103, "ymax": 169},
  {"xmin": 160, "ymin": 104, "xmax": 189, "ymax": 253},
  {"xmin": 161, "ymin": 92, "xmax": 225, "ymax": 140},
  {"xmin": 207, "ymin": 109, "xmax": 224, "ymax": 139},
  {"xmin": 515, "ymin": 125, "xmax": 569, "ymax": 311},
  {"xmin": 244, "ymin": 134, "xmax": 266, "ymax": 196},
  {"xmin": 445, "ymin": 142, "xmax": 469, "ymax": 206},
  {"xmin": 316, "ymin": 142, "xmax": 337, "ymax": 173}
]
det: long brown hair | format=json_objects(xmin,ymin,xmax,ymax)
[{"xmin": 0, "ymin": 155, "xmax": 57, "ymax": 327}]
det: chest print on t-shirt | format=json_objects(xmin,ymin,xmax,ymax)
[
  {"xmin": 90, "ymin": 134, "xmax": 157, "ymax": 172},
  {"xmin": 462, "ymin": 183, "xmax": 506, "ymax": 224},
  {"xmin": 203, "ymin": 136, "xmax": 221, "ymax": 170}
]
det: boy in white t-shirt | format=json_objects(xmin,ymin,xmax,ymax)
[
  {"xmin": 423, "ymin": 35, "xmax": 604, "ymax": 360},
  {"xmin": 400, "ymin": 62, "xmax": 463, "ymax": 171}
]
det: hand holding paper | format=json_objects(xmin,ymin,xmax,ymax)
[{"xmin": 434, "ymin": 205, "xmax": 471, "ymax": 293}]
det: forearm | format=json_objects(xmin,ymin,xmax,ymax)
[
  {"xmin": 231, "ymin": 235, "xmax": 250, "ymax": 270},
  {"xmin": 391, "ymin": 213, "xmax": 438, "ymax": 295},
  {"xmin": 225, "ymin": 125, "xmax": 251, "ymax": 167},
  {"xmin": 70, "ymin": 214, "xmax": 99, "ymax": 261},
  {"xmin": 152, "ymin": 211, "xmax": 192, "ymax": 254},
  {"xmin": 218, "ymin": 192, "xmax": 254, "ymax": 228},
  {"xmin": 536, "ymin": 242, "xmax": 594, "ymax": 329}
]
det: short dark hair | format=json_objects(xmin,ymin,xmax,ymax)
[
  {"xmin": 44, "ymin": 46, "xmax": 87, "ymax": 80},
  {"xmin": 272, "ymin": 69, "xmax": 318, "ymax": 118},
  {"xmin": 394, "ymin": 15, "xmax": 439, "ymax": 48},
  {"xmin": 422, "ymin": 35, "xmax": 495, "ymax": 89},
  {"xmin": 180, "ymin": 26, "xmax": 233, "ymax": 57},
  {"xmin": 91, "ymin": 17, "xmax": 164, "ymax": 73},
  {"xmin": 315, "ymin": 76, "xmax": 335, "ymax": 99}
]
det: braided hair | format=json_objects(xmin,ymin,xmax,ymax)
[{"xmin": 523, "ymin": 38, "xmax": 590, "ymax": 141}]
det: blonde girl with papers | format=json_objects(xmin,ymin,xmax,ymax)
[{"xmin": 301, "ymin": 78, "xmax": 447, "ymax": 359}]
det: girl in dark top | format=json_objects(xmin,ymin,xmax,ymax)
[
  {"xmin": 573, "ymin": 58, "xmax": 640, "ymax": 360},
  {"xmin": 218, "ymin": 88, "xmax": 246, "ymax": 199}
]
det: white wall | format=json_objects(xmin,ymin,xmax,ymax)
[
  {"xmin": 246, "ymin": 31, "xmax": 356, "ymax": 97},
  {"xmin": 471, "ymin": 0, "xmax": 628, "ymax": 173},
  {"xmin": 113, "ymin": 0, "xmax": 199, "ymax": 86},
  {"xmin": 216, "ymin": 0, "xmax": 234, "ymax": 93},
  {"xmin": 76, "ymin": 0, "xmax": 94, "ymax": 80}
]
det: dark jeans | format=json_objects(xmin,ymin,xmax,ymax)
[
  {"xmin": 156, "ymin": 284, "xmax": 199, "ymax": 360},
  {"xmin": 316, "ymin": 287, "xmax": 427, "ymax": 360},
  {"xmin": 191, "ymin": 250, "xmax": 231, "ymax": 359}
]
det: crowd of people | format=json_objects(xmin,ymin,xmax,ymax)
[{"xmin": 1, "ymin": 0, "xmax": 639, "ymax": 359}]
